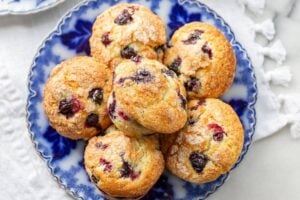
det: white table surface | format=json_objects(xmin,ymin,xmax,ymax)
[{"xmin": 0, "ymin": 0, "xmax": 300, "ymax": 199}]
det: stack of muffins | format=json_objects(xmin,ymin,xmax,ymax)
[{"xmin": 43, "ymin": 3, "xmax": 244, "ymax": 199}]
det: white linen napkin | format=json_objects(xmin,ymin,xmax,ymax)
[{"xmin": 201, "ymin": 0, "xmax": 300, "ymax": 140}]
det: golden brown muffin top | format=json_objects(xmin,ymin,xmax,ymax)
[
  {"xmin": 162, "ymin": 98, "xmax": 244, "ymax": 183},
  {"xmin": 84, "ymin": 126, "xmax": 164, "ymax": 198},
  {"xmin": 164, "ymin": 22, "xmax": 236, "ymax": 98},
  {"xmin": 43, "ymin": 56, "xmax": 112, "ymax": 140},
  {"xmin": 90, "ymin": 3, "xmax": 166, "ymax": 66},
  {"xmin": 112, "ymin": 58, "xmax": 187, "ymax": 134}
]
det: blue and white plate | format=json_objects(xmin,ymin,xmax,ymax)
[
  {"xmin": 0, "ymin": 0, "xmax": 65, "ymax": 15},
  {"xmin": 27, "ymin": 0, "xmax": 257, "ymax": 199}
]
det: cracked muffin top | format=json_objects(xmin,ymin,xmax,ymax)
[
  {"xmin": 109, "ymin": 57, "xmax": 187, "ymax": 136},
  {"xmin": 84, "ymin": 125, "xmax": 164, "ymax": 199},
  {"xmin": 161, "ymin": 98, "xmax": 244, "ymax": 183},
  {"xmin": 90, "ymin": 3, "xmax": 166, "ymax": 68},
  {"xmin": 164, "ymin": 22, "xmax": 236, "ymax": 99},
  {"xmin": 43, "ymin": 56, "xmax": 112, "ymax": 140}
]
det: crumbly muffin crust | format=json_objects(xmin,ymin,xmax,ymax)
[
  {"xmin": 90, "ymin": 3, "xmax": 166, "ymax": 68},
  {"xmin": 108, "ymin": 58, "xmax": 187, "ymax": 136},
  {"xmin": 43, "ymin": 56, "xmax": 112, "ymax": 140},
  {"xmin": 164, "ymin": 22, "xmax": 236, "ymax": 98},
  {"xmin": 84, "ymin": 126, "xmax": 164, "ymax": 198},
  {"xmin": 161, "ymin": 98, "xmax": 244, "ymax": 183}
]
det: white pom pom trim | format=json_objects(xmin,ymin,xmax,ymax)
[
  {"xmin": 265, "ymin": 66, "xmax": 292, "ymax": 87},
  {"xmin": 253, "ymin": 19, "xmax": 275, "ymax": 40},
  {"xmin": 259, "ymin": 40, "xmax": 286, "ymax": 65},
  {"xmin": 278, "ymin": 95, "xmax": 300, "ymax": 138}
]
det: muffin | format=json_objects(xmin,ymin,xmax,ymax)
[
  {"xmin": 108, "ymin": 58, "xmax": 187, "ymax": 137},
  {"xmin": 161, "ymin": 98, "xmax": 244, "ymax": 183},
  {"xmin": 84, "ymin": 125, "xmax": 164, "ymax": 199},
  {"xmin": 164, "ymin": 22, "xmax": 236, "ymax": 99},
  {"xmin": 43, "ymin": 56, "xmax": 112, "ymax": 140},
  {"xmin": 90, "ymin": 3, "xmax": 166, "ymax": 68}
]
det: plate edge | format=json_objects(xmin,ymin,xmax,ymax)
[
  {"xmin": 25, "ymin": 0, "xmax": 258, "ymax": 200},
  {"xmin": 0, "ymin": 0, "xmax": 66, "ymax": 16}
]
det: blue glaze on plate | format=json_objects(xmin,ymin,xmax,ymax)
[
  {"xmin": 61, "ymin": 19, "xmax": 93, "ymax": 55},
  {"xmin": 27, "ymin": 0, "xmax": 257, "ymax": 199},
  {"xmin": 168, "ymin": 3, "xmax": 202, "ymax": 36},
  {"xmin": 0, "ymin": 0, "xmax": 65, "ymax": 15}
]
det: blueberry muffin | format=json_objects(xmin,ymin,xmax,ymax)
[
  {"xmin": 84, "ymin": 125, "xmax": 164, "ymax": 199},
  {"xmin": 43, "ymin": 56, "xmax": 112, "ymax": 140},
  {"xmin": 90, "ymin": 3, "xmax": 166, "ymax": 68},
  {"xmin": 164, "ymin": 22, "xmax": 236, "ymax": 99},
  {"xmin": 108, "ymin": 58, "xmax": 187, "ymax": 137},
  {"xmin": 161, "ymin": 98, "xmax": 244, "ymax": 183}
]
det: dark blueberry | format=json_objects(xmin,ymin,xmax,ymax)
[
  {"xmin": 101, "ymin": 32, "xmax": 112, "ymax": 47},
  {"xmin": 108, "ymin": 92, "xmax": 116, "ymax": 119},
  {"xmin": 161, "ymin": 69, "xmax": 175, "ymax": 77},
  {"xmin": 91, "ymin": 174, "xmax": 99, "ymax": 184},
  {"xmin": 188, "ymin": 117, "xmax": 197, "ymax": 125},
  {"xmin": 95, "ymin": 142, "xmax": 109, "ymax": 150},
  {"xmin": 182, "ymin": 29, "xmax": 204, "ymax": 45},
  {"xmin": 58, "ymin": 99, "xmax": 72, "ymax": 116},
  {"xmin": 189, "ymin": 151, "xmax": 208, "ymax": 173},
  {"xmin": 208, "ymin": 123, "xmax": 226, "ymax": 141},
  {"xmin": 184, "ymin": 77, "xmax": 201, "ymax": 92},
  {"xmin": 131, "ymin": 55, "xmax": 142, "ymax": 63},
  {"xmin": 169, "ymin": 57, "xmax": 181, "ymax": 75},
  {"xmin": 190, "ymin": 99, "xmax": 206, "ymax": 110},
  {"xmin": 117, "ymin": 111, "xmax": 130, "ymax": 121},
  {"xmin": 120, "ymin": 160, "xmax": 140, "ymax": 180},
  {"xmin": 114, "ymin": 9, "xmax": 133, "ymax": 25},
  {"xmin": 58, "ymin": 97, "xmax": 81, "ymax": 118},
  {"xmin": 120, "ymin": 154, "xmax": 140, "ymax": 180},
  {"xmin": 88, "ymin": 87, "xmax": 103, "ymax": 105},
  {"xmin": 133, "ymin": 69, "xmax": 153, "ymax": 83},
  {"xmin": 202, "ymin": 43, "xmax": 213, "ymax": 59},
  {"xmin": 154, "ymin": 45, "xmax": 165, "ymax": 53},
  {"xmin": 120, "ymin": 160, "xmax": 132, "ymax": 178},
  {"xmin": 99, "ymin": 158, "xmax": 112, "ymax": 172},
  {"xmin": 85, "ymin": 113, "xmax": 100, "ymax": 129},
  {"xmin": 178, "ymin": 91, "xmax": 187, "ymax": 109},
  {"xmin": 120, "ymin": 46, "xmax": 137, "ymax": 59},
  {"xmin": 213, "ymin": 132, "xmax": 224, "ymax": 141}
]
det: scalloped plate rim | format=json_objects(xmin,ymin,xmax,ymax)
[
  {"xmin": 26, "ymin": 0, "xmax": 257, "ymax": 199},
  {"xmin": 0, "ymin": 0, "xmax": 66, "ymax": 15}
]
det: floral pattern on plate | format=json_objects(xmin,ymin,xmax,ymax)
[
  {"xmin": 27, "ymin": 0, "xmax": 257, "ymax": 199},
  {"xmin": 0, "ymin": 0, "xmax": 65, "ymax": 15}
]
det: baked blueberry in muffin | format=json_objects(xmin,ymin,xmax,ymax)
[
  {"xmin": 43, "ymin": 56, "xmax": 112, "ymax": 140},
  {"xmin": 108, "ymin": 57, "xmax": 187, "ymax": 137},
  {"xmin": 84, "ymin": 125, "xmax": 164, "ymax": 199},
  {"xmin": 164, "ymin": 22, "xmax": 236, "ymax": 99},
  {"xmin": 90, "ymin": 3, "xmax": 166, "ymax": 68},
  {"xmin": 161, "ymin": 98, "xmax": 244, "ymax": 183}
]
